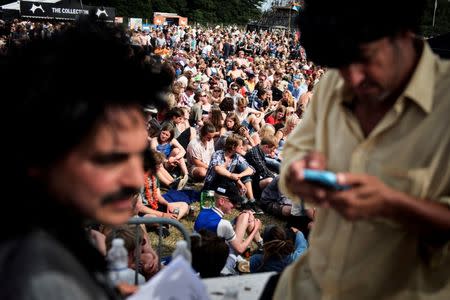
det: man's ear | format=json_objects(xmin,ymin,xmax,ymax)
[{"xmin": 217, "ymin": 196, "xmax": 225, "ymax": 206}]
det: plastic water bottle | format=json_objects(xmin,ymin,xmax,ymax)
[
  {"xmin": 172, "ymin": 240, "xmax": 192, "ymax": 264},
  {"xmin": 107, "ymin": 238, "xmax": 129, "ymax": 284},
  {"xmin": 200, "ymin": 190, "xmax": 215, "ymax": 209}
]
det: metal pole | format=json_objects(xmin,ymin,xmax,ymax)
[
  {"xmin": 432, "ymin": 0, "xmax": 437, "ymax": 27},
  {"xmin": 127, "ymin": 217, "xmax": 192, "ymax": 250}
]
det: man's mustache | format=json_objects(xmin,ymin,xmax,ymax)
[{"xmin": 101, "ymin": 187, "xmax": 140, "ymax": 205}]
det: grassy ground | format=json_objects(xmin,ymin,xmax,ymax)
[{"xmin": 148, "ymin": 182, "xmax": 285, "ymax": 257}]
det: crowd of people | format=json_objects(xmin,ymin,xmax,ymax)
[
  {"xmin": 0, "ymin": 13, "xmax": 319, "ymax": 294},
  {"xmin": 1, "ymin": 0, "xmax": 449, "ymax": 298}
]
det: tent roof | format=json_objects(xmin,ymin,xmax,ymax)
[{"xmin": 2, "ymin": 0, "xmax": 61, "ymax": 11}]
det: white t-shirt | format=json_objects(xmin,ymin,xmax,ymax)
[
  {"xmin": 186, "ymin": 138, "xmax": 215, "ymax": 173},
  {"xmin": 212, "ymin": 207, "xmax": 236, "ymax": 242}
]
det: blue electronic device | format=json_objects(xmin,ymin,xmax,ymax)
[{"xmin": 303, "ymin": 169, "xmax": 350, "ymax": 190}]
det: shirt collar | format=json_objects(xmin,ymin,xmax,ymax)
[
  {"xmin": 403, "ymin": 42, "xmax": 436, "ymax": 114},
  {"xmin": 212, "ymin": 206, "xmax": 224, "ymax": 217}
]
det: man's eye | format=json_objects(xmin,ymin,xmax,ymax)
[{"xmin": 92, "ymin": 153, "xmax": 128, "ymax": 165}]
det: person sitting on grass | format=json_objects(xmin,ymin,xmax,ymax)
[
  {"xmin": 150, "ymin": 124, "xmax": 189, "ymax": 189},
  {"xmin": 186, "ymin": 122, "xmax": 216, "ymax": 182},
  {"xmin": 151, "ymin": 150, "xmax": 183, "ymax": 190},
  {"xmin": 194, "ymin": 181, "xmax": 263, "ymax": 275},
  {"xmin": 203, "ymin": 133, "xmax": 263, "ymax": 214},
  {"xmin": 250, "ymin": 225, "xmax": 308, "ymax": 273},
  {"xmin": 104, "ymin": 225, "xmax": 161, "ymax": 284},
  {"xmin": 137, "ymin": 151, "xmax": 189, "ymax": 222}
]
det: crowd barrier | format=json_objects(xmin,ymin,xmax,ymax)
[{"xmin": 107, "ymin": 217, "xmax": 195, "ymax": 285}]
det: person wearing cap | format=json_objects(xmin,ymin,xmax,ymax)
[
  {"xmin": 194, "ymin": 182, "xmax": 263, "ymax": 275},
  {"xmin": 276, "ymin": 0, "xmax": 450, "ymax": 299}
]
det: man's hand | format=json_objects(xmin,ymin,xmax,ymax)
[
  {"xmin": 167, "ymin": 203, "xmax": 175, "ymax": 214},
  {"xmin": 253, "ymin": 218, "xmax": 262, "ymax": 231},
  {"xmin": 162, "ymin": 211, "xmax": 178, "ymax": 219},
  {"xmin": 237, "ymin": 180, "xmax": 247, "ymax": 195},
  {"xmin": 167, "ymin": 157, "xmax": 177, "ymax": 167},
  {"xmin": 229, "ymin": 173, "xmax": 240, "ymax": 181},
  {"xmin": 116, "ymin": 283, "xmax": 138, "ymax": 296},
  {"xmin": 327, "ymin": 173, "xmax": 398, "ymax": 221},
  {"xmin": 286, "ymin": 151, "xmax": 328, "ymax": 206}
]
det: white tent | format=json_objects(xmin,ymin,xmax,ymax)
[{"xmin": 1, "ymin": 0, "xmax": 61, "ymax": 11}]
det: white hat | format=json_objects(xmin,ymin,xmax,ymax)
[
  {"xmin": 201, "ymin": 74, "xmax": 209, "ymax": 84},
  {"xmin": 143, "ymin": 106, "xmax": 158, "ymax": 114}
]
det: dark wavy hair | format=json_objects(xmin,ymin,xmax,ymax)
[
  {"xmin": 1, "ymin": 18, "xmax": 172, "ymax": 235},
  {"xmin": 3, "ymin": 18, "xmax": 172, "ymax": 177}
]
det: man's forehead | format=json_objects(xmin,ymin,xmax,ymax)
[{"xmin": 90, "ymin": 108, "xmax": 147, "ymax": 147}]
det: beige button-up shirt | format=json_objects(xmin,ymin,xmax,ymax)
[{"xmin": 276, "ymin": 42, "xmax": 450, "ymax": 300}]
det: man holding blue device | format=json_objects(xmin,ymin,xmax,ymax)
[{"xmin": 275, "ymin": 0, "xmax": 450, "ymax": 299}]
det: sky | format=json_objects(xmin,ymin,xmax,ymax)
[
  {"xmin": 261, "ymin": 0, "xmax": 273, "ymax": 11},
  {"xmin": 261, "ymin": 0, "xmax": 294, "ymax": 11}
]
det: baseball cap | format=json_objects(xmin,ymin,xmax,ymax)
[{"xmin": 214, "ymin": 181, "xmax": 241, "ymax": 204}]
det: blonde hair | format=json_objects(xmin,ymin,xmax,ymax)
[
  {"xmin": 285, "ymin": 115, "xmax": 299, "ymax": 129},
  {"xmin": 258, "ymin": 123, "xmax": 276, "ymax": 139},
  {"xmin": 236, "ymin": 97, "xmax": 248, "ymax": 108}
]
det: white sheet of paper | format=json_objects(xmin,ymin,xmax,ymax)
[{"xmin": 127, "ymin": 256, "xmax": 210, "ymax": 300}]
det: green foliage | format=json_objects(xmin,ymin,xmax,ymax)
[{"xmin": 85, "ymin": 0, "xmax": 262, "ymax": 25}]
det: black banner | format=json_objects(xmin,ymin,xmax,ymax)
[{"xmin": 20, "ymin": 1, "xmax": 115, "ymax": 21}]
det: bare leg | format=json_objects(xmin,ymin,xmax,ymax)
[
  {"xmin": 177, "ymin": 157, "xmax": 189, "ymax": 176},
  {"xmin": 169, "ymin": 148, "xmax": 189, "ymax": 176},
  {"xmin": 246, "ymin": 216, "xmax": 263, "ymax": 243},
  {"xmin": 259, "ymin": 177, "xmax": 273, "ymax": 190},
  {"xmin": 192, "ymin": 167, "xmax": 207, "ymax": 181},
  {"xmin": 234, "ymin": 211, "xmax": 252, "ymax": 241},
  {"xmin": 244, "ymin": 181, "xmax": 255, "ymax": 200},
  {"xmin": 156, "ymin": 166, "xmax": 174, "ymax": 186}
]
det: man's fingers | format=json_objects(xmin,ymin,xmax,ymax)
[
  {"xmin": 336, "ymin": 172, "xmax": 366, "ymax": 186},
  {"xmin": 304, "ymin": 152, "xmax": 327, "ymax": 170}
]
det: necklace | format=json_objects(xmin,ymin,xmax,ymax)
[{"xmin": 144, "ymin": 172, "xmax": 158, "ymax": 210}]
